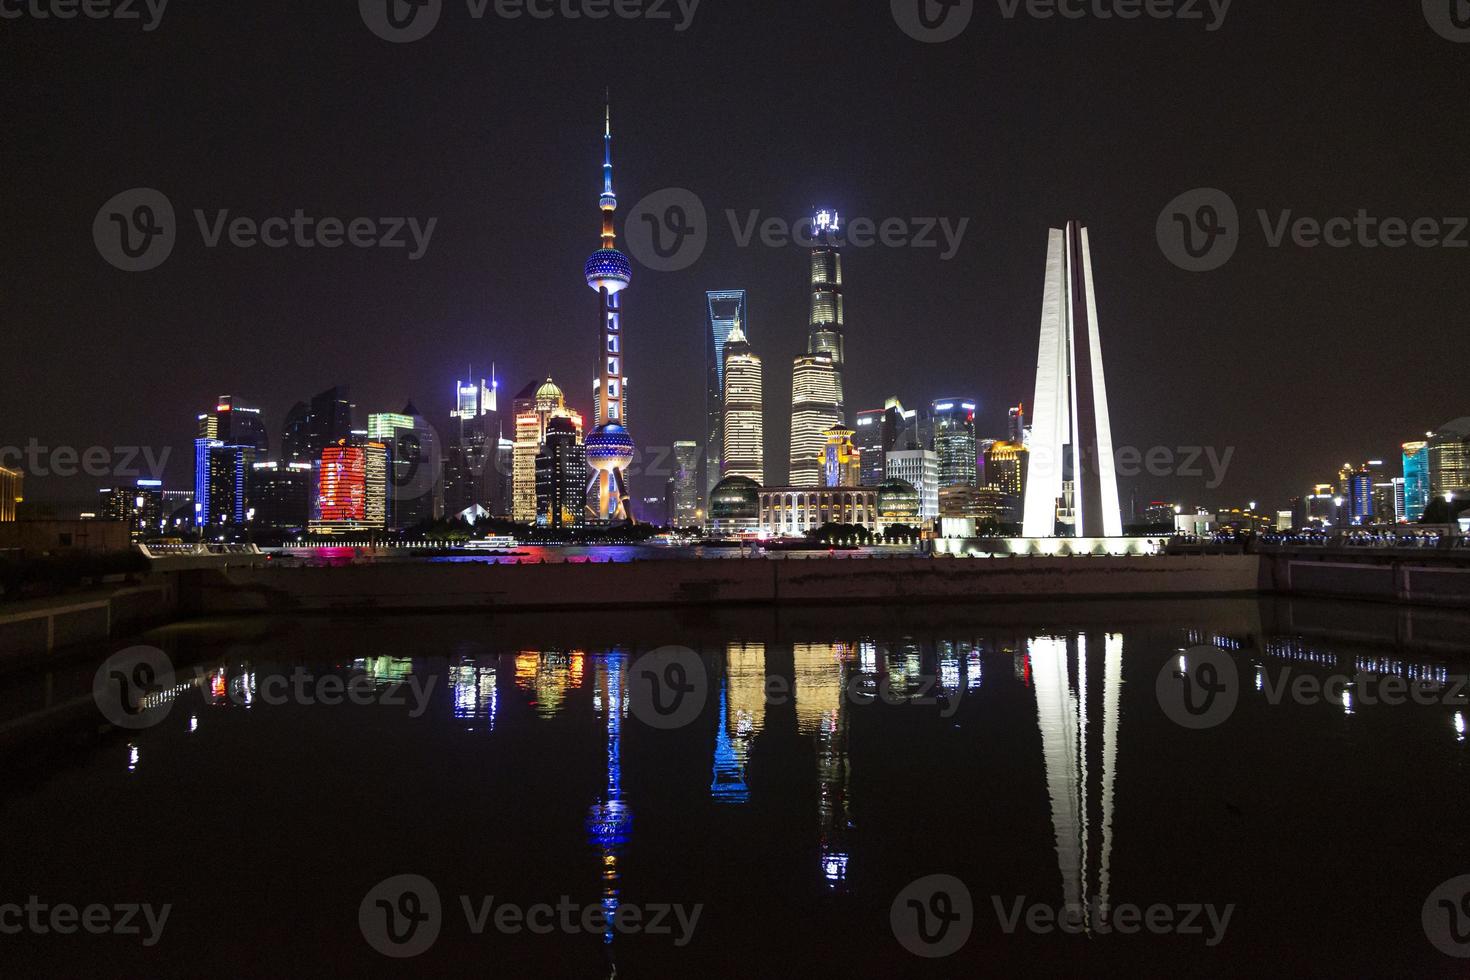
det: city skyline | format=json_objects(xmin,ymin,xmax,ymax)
[{"xmin": 5, "ymin": 5, "xmax": 1467, "ymax": 516}]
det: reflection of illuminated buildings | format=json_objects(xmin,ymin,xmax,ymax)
[
  {"xmin": 515, "ymin": 650, "xmax": 585, "ymax": 719},
  {"xmin": 1028, "ymin": 633, "xmax": 1121, "ymax": 932},
  {"xmin": 793, "ymin": 642, "xmax": 853, "ymax": 889},
  {"xmin": 450, "ymin": 660, "xmax": 498, "ymax": 730},
  {"xmin": 711, "ymin": 642, "xmax": 766, "ymax": 805},
  {"xmin": 358, "ymin": 656, "xmax": 416, "ymax": 685}
]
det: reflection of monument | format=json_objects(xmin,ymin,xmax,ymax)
[
  {"xmin": 587, "ymin": 649, "xmax": 632, "ymax": 952},
  {"xmin": 712, "ymin": 642, "xmax": 766, "ymax": 805},
  {"xmin": 794, "ymin": 642, "xmax": 853, "ymax": 889},
  {"xmin": 1021, "ymin": 222, "xmax": 1123, "ymax": 538},
  {"xmin": 1029, "ymin": 633, "xmax": 1121, "ymax": 930},
  {"xmin": 514, "ymin": 650, "xmax": 585, "ymax": 719}
]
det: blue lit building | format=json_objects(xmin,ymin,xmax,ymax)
[
  {"xmin": 705, "ymin": 290, "xmax": 748, "ymax": 497},
  {"xmin": 1403, "ymin": 441, "xmax": 1431, "ymax": 522}
]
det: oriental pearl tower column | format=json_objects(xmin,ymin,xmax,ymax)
[{"xmin": 584, "ymin": 98, "xmax": 637, "ymax": 525}]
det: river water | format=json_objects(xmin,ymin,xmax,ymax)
[{"xmin": 1, "ymin": 596, "xmax": 1467, "ymax": 976}]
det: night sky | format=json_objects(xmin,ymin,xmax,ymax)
[{"xmin": 4, "ymin": 1, "xmax": 1466, "ymax": 512}]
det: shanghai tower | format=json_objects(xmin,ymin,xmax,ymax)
[{"xmin": 788, "ymin": 210, "xmax": 846, "ymax": 486}]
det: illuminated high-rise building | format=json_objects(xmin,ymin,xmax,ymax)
[
  {"xmin": 1403, "ymin": 441, "xmax": 1431, "ymax": 522},
  {"xmin": 372, "ymin": 403, "xmax": 439, "ymax": 530},
  {"xmin": 1428, "ymin": 419, "xmax": 1470, "ymax": 500},
  {"xmin": 512, "ymin": 378, "xmax": 577, "ymax": 525},
  {"xmin": 0, "ymin": 466, "xmax": 21, "ymax": 522},
  {"xmin": 1008, "ymin": 404, "xmax": 1026, "ymax": 445},
  {"xmin": 583, "ymin": 98, "xmax": 637, "ymax": 525},
  {"xmin": 1022, "ymin": 222, "xmax": 1123, "ymax": 538},
  {"xmin": 445, "ymin": 371, "xmax": 502, "ymax": 522},
  {"xmin": 536, "ymin": 416, "xmax": 587, "ymax": 529},
  {"xmin": 789, "ymin": 355, "xmax": 841, "ymax": 486},
  {"xmin": 671, "ymin": 441, "xmax": 701, "ymax": 527},
  {"xmin": 789, "ymin": 209, "xmax": 847, "ymax": 487},
  {"xmin": 721, "ymin": 318, "xmax": 764, "ymax": 484},
  {"xmin": 247, "ymin": 461, "xmax": 312, "ymax": 530},
  {"xmin": 886, "ymin": 448, "xmax": 939, "ymax": 523},
  {"xmin": 854, "ymin": 409, "xmax": 886, "ymax": 486},
  {"xmin": 931, "ymin": 399, "xmax": 978, "ymax": 488},
  {"xmin": 705, "ymin": 289, "xmax": 748, "ymax": 498}
]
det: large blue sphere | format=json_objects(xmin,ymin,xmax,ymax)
[
  {"xmin": 585, "ymin": 249, "xmax": 633, "ymax": 291},
  {"xmin": 585, "ymin": 423, "xmax": 635, "ymax": 471}
]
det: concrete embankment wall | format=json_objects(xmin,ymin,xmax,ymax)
[
  {"xmin": 179, "ymin": 554, "xmax": 1264, "ymax": 614},
  {"xmin": 1261, "ymin": 554, "xmax": 1470, "ymax": 609},
  {"xmin": 0, "ymin": 579, "xmax": 179, "ymax": 661}
]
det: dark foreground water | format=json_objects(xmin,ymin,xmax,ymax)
[{"xmin": 2, "ymin": 597, "xmax": 1469, "ymax": 978}]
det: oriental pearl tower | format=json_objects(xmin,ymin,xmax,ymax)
[{"xmin": 584, "ymin": 97, "xmax": 637, "ymax": 524}]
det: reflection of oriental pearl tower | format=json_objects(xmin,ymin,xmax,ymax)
[{"xmin": 584, "ymin": 97, "xmax": 637, "ymax": 524}]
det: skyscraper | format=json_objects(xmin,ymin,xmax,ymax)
[
  {"xmin": 1008, "ymin": 404, "xmax": 1026, "ymax": 445},
  {"xmin": 512, "ymin": 378, "xmax": 577, "ymax": 525},
  {"xmin": 306, "ymin": 386, "xmax": 354, "ymax": 460},
  {"xmin": 854, "ymin": 409, "xmax": 887, "ymax": 487},
  {"xmin": 671, "ymin": 441, "xmax": 701, "ymax": 527},
  {"xmin": 705, "ymin": 290, "xmax": 748, "ymax": 497},
  {"xmin": 1022, "ymin": 222, "xmax": 1123, "ymax": 538},
  {"xmin": 789, "ymin": 209, "xmax": 847, "ymax": 487},
  {"xmin": 372, "ymin": 404, "xmax": 439, "ymax": 530},
  {"xmin": 0, "ymin": 466, "xmax": 21, "ymax": 522},
  {"xmin": 583, "ymin": 98, "xmax": 637, "ymax": 524},
  {"xmin": 1428, "ymin": 419, "xmax": 1470, "ymax": 499},
  {"xmin": 721, "ymin": 318, "xmax": 764, "ymax": 484},
  {"xmin": 789, "ymin": 355, "xmax": 841, "ymax": 486},
  {"xmin": 1403, "ymin": 440, "xmax": 1431, "ymax": 522},
  {"xmin": 444, "ymin": 373, "xmax": 501, "ymax": 522},
  {"xmin": 931, "ymin": 399, "xmax": 978, "ymax": 488},
  {"xmin": 536, "ymin": 415, "xmax": 587, "ymax": 529},
  {"xmin": 885, "ymin": 448, "xmax": 939, "ymax": 524},
  {"xmin": 199, "ymin": 396, "xmax": 269, "ymax": 454},
  {"xmin": 247, "ymin": 461, "xmax": 312, "ymax": 531}
]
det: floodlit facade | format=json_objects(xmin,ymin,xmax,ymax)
[
  {"xmin": 672, "ymin": 441, "xmax": 701, "ymax": 527},
  {"xmin": 789, "ymin": 355, "xmax": 841, "ymax": 486},
  {"xmin": 1402, "ymin": 441, "xmax": 1430, "ymax": 522},
  {"xmin": 885, "ymin": 448, "xmax": 939, "ymax": 523},
  {"xmin": 821, "ymin": 427, "xmax": 861, "ymax": 488},
  {"xmin": 0, "ymin": 466, "xmax": 22, "ymax": 522},
  {"xmin": 1021, "ymin": 222, "xmax": 1123, "ymax": 538},
  {"xmin": 721, "ymin": 319, "xmax": 764, "ymax": 484},
  {"xmin": 789, "ymin": 209, "xmax": 846, "ymax": 487},
  {"xmin": 759, "ymin": 487, "xmax": 879, "ymax": 538}
]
